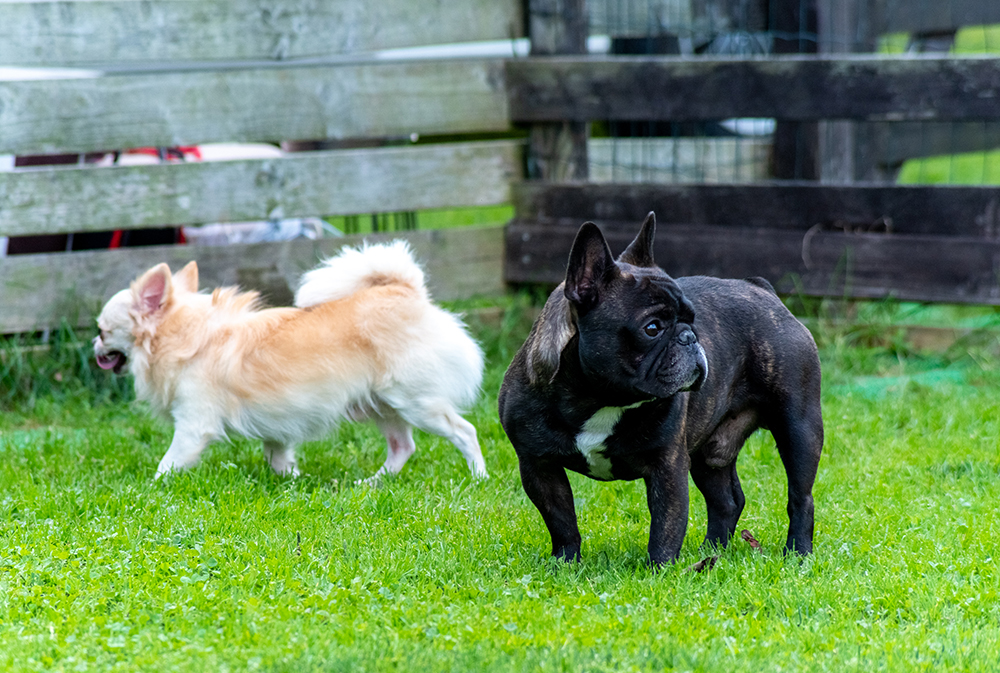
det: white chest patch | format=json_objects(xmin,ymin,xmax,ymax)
[{"xmin": 575, "ymin": 401, "xmax": 647, "ymax": 479}]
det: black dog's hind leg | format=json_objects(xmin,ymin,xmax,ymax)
[
  {"xmin": 770, "ymin": 401, "xmax": 823, "ymax": 555},
  {"xmin": 689, "ymin": 454, "xmax": 745, "ymax": 550},
  {"xmin": 518, "ymin": 457, "xmax": 582, "ymax": 561}
]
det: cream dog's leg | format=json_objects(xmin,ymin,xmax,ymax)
[
  {"xmin": 413, "ymin": 408, "xmax": 487, "ymax": 479},
  {"xmin": 155, "ymin": 424, "xmax": 214, "ymax": 479},
  {"xmin": 263, "ymin": 441, "xmax": 300, "ymax": 477},
  {"xmin": 362, "ymin": 415, "xmax": 417, "ymax": 484},
  {"xmin": 441, "ymin": 412, "xmax": 488, "ymax": 479}
]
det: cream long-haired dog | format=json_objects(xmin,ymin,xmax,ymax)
[{"xmin": 93, "ymin": 241, "xmax": 487, "ymax": 481}]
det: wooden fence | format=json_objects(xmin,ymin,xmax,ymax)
[
  {"xmin": 3, "ymin": 0, "xmax": 1000, "ymax": 335},
  {"xmin": 508, "ymin": 0, "xmax": 1000, "ymax": 305},
  {"xmin": 0, "ymin": 0, "xmax": 523, "ymax": 334}
]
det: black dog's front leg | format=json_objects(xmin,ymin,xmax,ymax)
[
  {"xmin": 518, "ymin": 456, "xmax": 582, "ymax": 561},
  {"xmin": 645, "ymin": 450, "xmax": 691, "ymax": 566}
]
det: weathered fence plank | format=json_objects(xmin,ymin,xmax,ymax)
[
  {"xmin": 0, "ymin": 58, "xmax": 509, "ymax": 155},
  {"xmin": 0, "ymin": 0, "xmax": 524, "ymax": 66},
  {"xmin": 512, "ymin": 183, "xmax": 1000, "ymax": 238},
  {"xmin": 505, "ymin": 220, "xmax": 1000, "ymax": 305},
  {"xmin": 0, "ymin": 226, "xmax": 505, "ymax": 334},
  {"xmin": 507, "ymin": 55, "xmax": 1000, "ymax": 122},
  {"xmin": 0, "ymin": 141, "xmax": 521, "ymax": 236}
]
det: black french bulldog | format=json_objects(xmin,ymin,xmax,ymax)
[{"xmin": 498, "ymin": 213, "xmax": 823, "ymax": 566}]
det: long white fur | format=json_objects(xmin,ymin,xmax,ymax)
[
  {"xmin": 295, "ymin": 240, "xmax": 428, "ymax": 308},
  {"xmin": 94, "ymin": 241, "xmax": 486, "ymax": 482}
]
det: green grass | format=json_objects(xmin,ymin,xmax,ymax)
[
  {"xmin": 4, "ymin": 297, "xmax": 1000, "ymax": 670},
  {"xmin": 954, "ymin": 24, "xmax": 1000, "ymax": 53},
  {"xmin": 325, "ymin": 204, "xmax": 514, "ymax": 236},
  {"xmin": 897, "ymin": 149, "xmax": 1000, "ymax": 186}
]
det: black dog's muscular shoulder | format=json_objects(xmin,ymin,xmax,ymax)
[
  {"xmin": 499, "ymin": 306, "xmax": 617, "ymax": 476},
  {"xmin": 673, "ymin": 276, "xmax": 820, "ymax": 466},
  {"xmin": 498, "ymin": 213, "xmax": 823, "ymax": 566}
]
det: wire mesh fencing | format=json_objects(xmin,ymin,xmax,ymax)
[{"xmin": 584, "ymin": 0, "xmax": 1000, "ymax": 185}]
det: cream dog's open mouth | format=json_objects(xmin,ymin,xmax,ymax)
[{"xmin": 96, "ymin": 350, "xmax": 127, "ymax": 374}]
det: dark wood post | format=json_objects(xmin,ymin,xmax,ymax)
[
  {"xmin": 770, "ymin": 0, "xmax": 819, "ymax": 180},
  {"xmin": 525, "ymin": 0, "xmax": 589, "ymax": 181},
  {"xmin": 816, "ymin": 0, "xmax": 875, "ymax": 183}
]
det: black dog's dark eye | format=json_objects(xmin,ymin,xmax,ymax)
[{"xmin": 643, "ymin": 321, "xmax": 662, "ymax": 338}]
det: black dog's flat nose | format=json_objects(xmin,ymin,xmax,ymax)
[{"xmin": 676, "ymin": 329, "xmax": 696, "ymax": 346}]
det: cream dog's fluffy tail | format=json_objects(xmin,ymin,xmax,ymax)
[{"xmin": 294, "ymin": 240, "xmax": 428, "ymax": 308}]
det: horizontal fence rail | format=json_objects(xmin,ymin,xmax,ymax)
[
  {"xmin": 0, "ymin": 59, "xmax": 510, "ymax": 155},
  {"xmin": 507, "ymin": 55, "xmax": 1000, "ymax": 122},
  {"xmin": 0, "ymin": 226, "xmax": 505, "ymax": 335},
  {"xmin": 0, "ymin": 0, "xmax": 524, "ymax": 66},
  {"xmin": 513, "ymin": 183, "xmax": 1000, "ymax": 237},
  {"xmin": 506, "ymin": 219, "xmax": 1000, "ymax": 305},
  {"xmin": 0, "ymin": 141, "xmax": 521, "ymax": 237}
]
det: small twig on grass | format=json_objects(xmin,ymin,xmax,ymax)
[
  {"xmin": 684, "ymin": 556, "xmax": 718, "ymax": 573},
  {"xmin": 741, "ymin": 529, "xmax": 762, "ymax": 551}
]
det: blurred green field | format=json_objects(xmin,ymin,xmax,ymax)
[
  {"xmin": 325, "ymin": 204, "xmax": 514, "ymax": 235},
  {"xmin": 894, "ymin": 24, "xmax": 1000, "ymax": 186}
]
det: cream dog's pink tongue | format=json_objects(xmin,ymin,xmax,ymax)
[{"xmin": 96, "ymin": 352, "xmax": 121, "ymax": 370}]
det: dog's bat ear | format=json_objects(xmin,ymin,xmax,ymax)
[
  {"xmin": 526, "ymin": 287, "xmax": 575, "ymax": 385},
  {"xmin": 133, "ymin": 263, "xmax": 172, "ymax": 316},
  {"xmin": 617, "ymin": 212, "xmax": 656, "ymax": 267},
  {"xmin": 174, "ymin": 261, "xmax": 199, "ymax": 293},
  {"xmin": 565, "ymin": 222, "xmax": 615, "ymax": 310}
]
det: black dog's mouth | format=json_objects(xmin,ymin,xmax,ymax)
[
  {"xmin": 680, "ymin": 360, "xmax": 707, "ymax": 392},
  {"xmin": 677, "ymin": 343, "xmax": 709, "ymax": 392},
  {"xmin": 96, "ymin": 350, "xmax": 127, "ymax": 375},
  {"xmin": 635, "ymin": 343, "xmax": 708, "ymax": 398}
]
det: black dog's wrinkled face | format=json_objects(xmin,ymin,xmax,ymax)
[
  {"xmin": 576, "ymin": 267, "xmax": 708, "ymax": 399},
  {"xmin": 565, "ymin": 214, "xmax": 708, "ymax": 401}
]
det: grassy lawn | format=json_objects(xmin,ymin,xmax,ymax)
[{"xmin": 3, "ymin": 297, "xmax": 1000, "ymax": 671}]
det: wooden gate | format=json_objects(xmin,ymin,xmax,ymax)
[{"xmin": 506, "ymin": 0, "xmax": 1000, "ymax": 305}]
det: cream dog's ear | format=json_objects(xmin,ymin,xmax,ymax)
[
  {"xmin": 132, "ymin": 263, "xmax": 172, "ymax": 316},
  {"xmin": 174, "ymin": 261, "xmax": 199, "ymax": 293}
]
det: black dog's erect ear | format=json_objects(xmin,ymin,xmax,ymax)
[
  {"xmin": 565, "ymin": 222, "xmax": 616, "ymax": 310},
  {"xmin": 617, "ymin": 212, "xmax": 656, "ymax": 267}
]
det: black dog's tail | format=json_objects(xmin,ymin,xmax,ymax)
[{"xmin": 743, "ymin": 276, "xmax": 776, "ymax": 295}]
